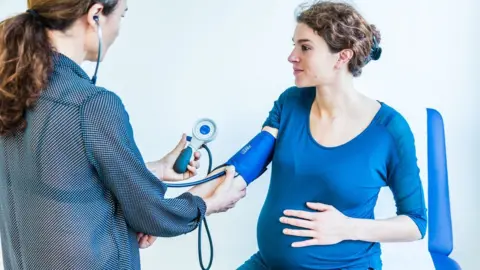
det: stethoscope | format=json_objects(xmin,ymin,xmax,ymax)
[{"xmin": 91, "ymin": 15, "xmax": 102, "ymax": 85}]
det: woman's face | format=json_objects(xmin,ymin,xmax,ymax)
[{"xmin": 288, "ymin": 23, "xmax": 352, "ymax": 88}]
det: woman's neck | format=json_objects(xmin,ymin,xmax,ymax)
[
  {"xmin": 47, "ymin": 24, "xmax": 86, "ymax": 65},
  {"xmin": 314, "ymin": 78, "xmax": 361, "ymax": 119}
]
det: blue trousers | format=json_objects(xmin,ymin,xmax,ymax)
[
  {"xmin": 236, "ymin": 252, "xmax": 269, "ymax": 270},
  {"xmin": 237, "ymin": 252, "xmax": 377, "ymax": 270}
]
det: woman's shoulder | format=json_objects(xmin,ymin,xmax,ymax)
[
  {"xmin": 374, "ymin": 102, "xmax": 415, "ymax": 141},
  {"xmin": 44, "ymin": 71, "xmax": 120, "ymax": 108},
  {"xmin": 278, "ymin": 85, "xmax": 314, "ymax": 98},
  {"xmin": 273, "ymin": 85, "xmax": 315, "ymax": 107}
]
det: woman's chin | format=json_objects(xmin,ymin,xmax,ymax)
[{"xmin": 294, "ymin": 78, "xmax": 314, "ymax": 88}]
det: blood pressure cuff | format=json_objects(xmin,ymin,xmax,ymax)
[{"xmin": 222, "ymin": 130, "xmax": 275, "ymax": 185}]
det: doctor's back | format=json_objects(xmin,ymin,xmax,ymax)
[{"xmin": 0, "ymin": 1, "xmax": 210, "ymax": 269}]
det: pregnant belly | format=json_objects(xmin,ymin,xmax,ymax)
[{"xmin": 256, "ymin": 197, "xmax": 380, "ymax": 270}]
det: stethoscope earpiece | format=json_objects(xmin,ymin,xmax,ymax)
[{"xmin": 91, "ymin": 14, "xmax": 102, "ymax": 85}]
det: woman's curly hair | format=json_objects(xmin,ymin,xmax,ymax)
[{"xmin": 296, "ymin": 0, "xmax": 382, "ymax": 76}]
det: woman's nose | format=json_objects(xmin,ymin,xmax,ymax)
[{"xmin": 288, "ymin": 51, "xmax": 299, "ymax": 63}]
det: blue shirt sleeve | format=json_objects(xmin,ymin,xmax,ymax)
[
  {"xmin": 79, "ymin": 90, "xmax": 206, "ymax": 237},
  {"xmin": 386, "ymin": 113, "xmax": 427, "ymax": 239},
  {"xmin": 262, "ymin": 88, "xmax": 291, "ymax": 129}
]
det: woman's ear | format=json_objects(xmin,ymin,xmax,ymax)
[
  {"xmin": 334, "ymin": 49, "xmax": 354, "ymax": 69},
  {"xmin": 86, "ymin": 3, "xmax": 105, "ymax": 28}
]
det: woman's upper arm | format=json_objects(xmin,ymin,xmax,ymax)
[
  {"xmin": 386, "ymin": 113, "xmax": 427, "ymax": 238},
  {"xmin": 262, "ymin": 126, "xmax": 278, "ymax": 138},
  {"xmin": 261, "ymin": 88, "xmax": 292, "ymax": 135}
]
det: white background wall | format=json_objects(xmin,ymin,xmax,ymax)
[{"xmin": 1, "ymin": 0, "xmax": 478, "ymax": 269}]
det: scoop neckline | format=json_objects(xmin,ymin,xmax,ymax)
[{"xmin": 305, "ymin": 91, "xmax": 384, "ymax": 151}]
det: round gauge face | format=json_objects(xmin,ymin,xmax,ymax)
[{"xmin": 192, "ymin": 118, "xmax": 217, "ymax": 142}]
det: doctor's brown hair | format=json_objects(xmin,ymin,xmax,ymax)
[{"xmin": 0, "ymin": 0, "xmax": 119, "ymax": 136}]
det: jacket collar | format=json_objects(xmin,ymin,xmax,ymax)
[{"xmin": 52, "ymin": 51, "xmax": 92, "ymax": 83}]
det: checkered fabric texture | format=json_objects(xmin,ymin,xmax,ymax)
[{"xmin": 0, "ymin": 52, "xmax": 206, "ymax": 270}]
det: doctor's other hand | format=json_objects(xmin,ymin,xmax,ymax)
[
  {"xmin": 146, "ymin": 134, "xmax": 201, "ymax": 182},
  {"xmin": 190, "ymin": 166, "xmax": 247, "ymax": 215},
  {"xmin": 137, "ymin": 232, "xmax": 157, "ymax": 249}
]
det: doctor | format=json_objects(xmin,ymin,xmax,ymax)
[{"xmin": 0, "ymin": 0, "xmax": 245, "ymax": 270}]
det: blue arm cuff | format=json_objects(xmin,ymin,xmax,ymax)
[{"xmin": 224, "ymin": 131, "xmax": 276, "ymax": 185}]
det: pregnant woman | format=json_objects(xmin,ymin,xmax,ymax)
[{"xmin": 237, "ymin": 1, "xmax": 427, "ymax": 269}]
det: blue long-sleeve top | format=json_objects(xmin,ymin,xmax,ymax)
[
  {"xmin": 253, "ymin": 86, "xmax": 427, "ymax": 270},
  {"xmin": 0, "ymin": 52, "xmax": 206, "ymax": 270}
]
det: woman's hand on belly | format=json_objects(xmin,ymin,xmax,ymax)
[{"xmin": 280, "ymin": 202, "xmax": 353, "ymax": 247}]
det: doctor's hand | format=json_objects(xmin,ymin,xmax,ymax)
[
  {"xmin": 137, "ymin": 232, "xmax": 157, "ymax": 249},
  {"xmin": 146, "ymin": 134, "xmax": 201, "ymax": 182},
  {"xmin": 189, "ymin": 166, "xmax": 247, "ymax": 215},
  {"xmin": 280, "ymin": 202, "xmax": 350, "ymax": 246}
]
